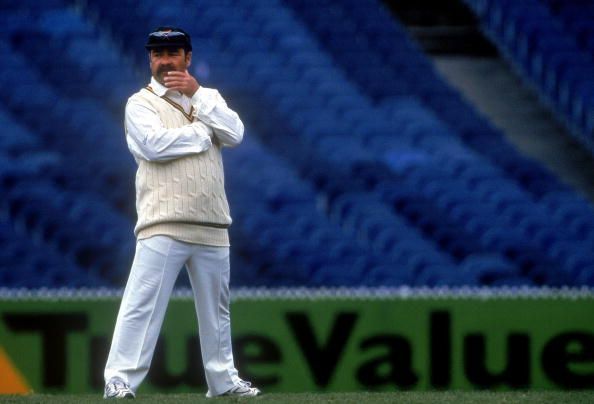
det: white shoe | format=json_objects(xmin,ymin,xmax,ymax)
[
  {"xmin": 104, "ymin": 377, "xmax": 135, "ymax": 399},
  {"xmin": 206, "ymin": 380, "xmax": 261, "ymax": 398}
]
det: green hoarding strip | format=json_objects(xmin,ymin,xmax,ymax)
[{"xmin": 0, "ymin": 292, "xmax": 593, "ymax": 393}]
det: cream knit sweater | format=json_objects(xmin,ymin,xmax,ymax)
[{"xmin": 130, "ymin": 88, "xmax": 231, "ymax": 247}]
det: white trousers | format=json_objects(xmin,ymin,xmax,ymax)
[{"xmin": 104, "ymin": 235, "xmax": 240, "ymax": 395}]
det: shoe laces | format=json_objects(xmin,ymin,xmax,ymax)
[
  {"xmin": 236, "ymin": 380, "xmax": 252, "ymax": 388},
  {"xmin": 109, "ymin": 378, "xmax": 130, "ymax": 390}
]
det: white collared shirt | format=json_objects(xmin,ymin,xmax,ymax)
[{"xmin": 125, "ymin": 77, "xmax": 244, "ymax": 162}]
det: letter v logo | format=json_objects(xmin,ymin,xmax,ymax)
[
  {"xmin": 0, "ymin": 345, "xmax": 30, "ymax": 394},
  {"xmin": 286, "ymin": 311, "xmax": 358, "ymax": 388}
]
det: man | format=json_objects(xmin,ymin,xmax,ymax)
[{"xmin": 103, "ymin": 27, "xmax": 260, "ymax": 398}]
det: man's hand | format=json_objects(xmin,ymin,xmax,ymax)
[{"xmin": 163, "ymin": 70, "xmax": 200, "ymax": 97}]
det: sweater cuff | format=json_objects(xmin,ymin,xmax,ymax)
[{"xmin": 191, "ymin": 87, "xmax": 219, "ymax": 116}]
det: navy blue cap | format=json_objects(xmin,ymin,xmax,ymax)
[{"xmin": 145, "ymin": 27, "xmax": 192, "ymax": 51}]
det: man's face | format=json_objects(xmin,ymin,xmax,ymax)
[{"xmin": 149, "ymin": 47, "xmax": 192, "ymax": 85}]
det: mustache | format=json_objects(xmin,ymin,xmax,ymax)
[{"xmin": 157, "ymin": 65, "xmax": 176, "ymax": 74}]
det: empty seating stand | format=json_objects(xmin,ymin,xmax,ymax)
[{"xmin": 0, "ymin": 0, "xmax": 592, "ymax": 289}]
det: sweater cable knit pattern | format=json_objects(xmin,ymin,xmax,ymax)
[{"xmin": 130, "ymin": 88, "xmax": 231, "ymax": 246}]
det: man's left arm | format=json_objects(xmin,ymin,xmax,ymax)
[
  {"xmin": 164, "ymin": 70, "xmax": 244, "ymax": 147},
  {"xmin": 191, "ymin": 87, "xmax": 244, "ymax": 147}
]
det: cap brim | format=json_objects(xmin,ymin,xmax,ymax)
[{"xmin": 145, "ymin": 43, "xmax": 191, "ymax": 50}]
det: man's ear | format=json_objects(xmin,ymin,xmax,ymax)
[{"xmin": 185, "ymin": 51, "xmax": 192, "ymax": 67}]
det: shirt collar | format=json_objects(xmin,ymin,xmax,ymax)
[{"xmin": 149, "ymin": 76, "xmax": 183, "ymax": 98}]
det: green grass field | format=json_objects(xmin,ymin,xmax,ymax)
[{"xmin": 1, "ymin": 391, "xmax": 593, "ymax": 403}]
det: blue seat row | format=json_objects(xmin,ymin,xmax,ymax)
[
  {"xmin": 0, "ymin": 38, "xmax": 136, "ymax": 215},
  {"xmin": 225, "ymin": 136, "xmax": 420, "ymax": 287},
  {"xmin": 464, "ymin": 0, "xmax": 594, "ymax": 151}
]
